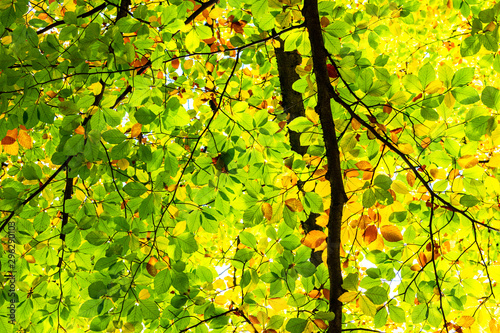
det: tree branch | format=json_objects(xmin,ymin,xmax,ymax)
[{"xmin": 36, "ymin": 3, "xmax": 107, "ymax": 35}]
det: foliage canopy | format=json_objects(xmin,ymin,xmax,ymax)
[{"xmin": 1, "ymin": 0, "xmax": 500, "ymax": 332}]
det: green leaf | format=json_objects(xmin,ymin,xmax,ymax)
[
  {"xmin": 177, "ymin": 233, "xmax": 198, "ymax": 253},
  {"xmin": 134, "ymin": 107, "xmax": 156, "ymax": 124},
  {"xmin": 389, "ymin": 304, "xmax": 406, "ymax": 323},
  {"xmin": 325, "ymin": 21, "xmax": 350, "ymax": 37},
  {"xmin": 403, "ymin": 74, "xmax": 423, "ymax": 93},
  {"xmin": 123, "ymin": 182, "xmax": 148, "ymax": 197},
  {"xmin": 452, "ymin": 86, "xmax": 479, "ymax": 105},
  {"xmin": 102, "ymin": 129, "xmax": 126, "ymax": 144},
  {"xmin": 239, "ymin": 231, "xmax": 257, "ymax": 249},
  {"xmin": 342, "ymin": 272, "xmax": 359, "ymax": 291},
  {"xmin": 412, "ymin": 304, "xmax": 428, "ymax": 324},
  {"xmin": 374, "ymin": 308, "xmax": 388, "ymax": 328},
  {"xmin": 451, "ymin": 67, "xmax": 475, "ymax": 87},
  {"xmin": 460, "ymin": 194, "xmax": 479, "ymax": 207},
  {"xmin": 78, "ymin": 299, "xmax": 102, "ymax": 318},
  {"xmin": 288, "ymin": 117, "xmax": 314, "ymax": 131},
  {"xmin": 59, "ymin": 101, "xmax": 79, "ymax": 115},
  {"xmin": 460, "ymin": 35, "xmax": 482, "ymax": 57},
  {"xmin": 374, "ymin": 174, "xmax": 392, "ymax": 190},
  {"xmin": 88, "ymin": 281, "xmax": 107, "ymax": 299},
  {"xmin": 418, "ymin": 63, "xmax": 435, "ymax": 88},
  {"xmin": 304, "ymin": 192, "xmax": 324, "ymax": 213},
  {"xmin": 362, "ymin": 189, "xmax": 376, "ymax": 208},
  {"xmin": 85, "ymin": 231, "xmax": 108, "ymax": 246},
  {"xmin": 286, "ymin": 318, "xmax": 307, "ymax": 333},
  {"xmin": 365, "ymin": 286, "xmax": 388, "ymax": 304},
  {"xmin": 482, "ymin": 86, "xmax": 500, "ymax": 109},
  {"xmin": 63, "ymin": 135, "xmax": 84, "ymax": 155},
  {"xmin": 154, "ymin": 270, "xmax": 171, "ymax": 294}
]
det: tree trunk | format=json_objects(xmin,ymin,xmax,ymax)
[{"xmin": 303, "ymin": 0, "xmax": 348, "ymax": 331}]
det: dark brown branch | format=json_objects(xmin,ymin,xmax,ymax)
[
  {"xmin": 303, "ymin": 1, "xmax": 348, "ymax": 332},
  {"xmin": 184, "ymin": 0, "xmax": 218, "ymax": 25},
  {"xmin": 116, "ymin": 0, "xmax": 130, "ymax": 21},
  {"xmin": 179, "ymin": 309, "xmax": 236, "ymax": 332},
  {"xmin": 36, "ymin": 3, "xmax": 107, "ymax": 35},
  {"xmin": 57, "ymin": 168, "xmax": 73, "ymax": 268}
]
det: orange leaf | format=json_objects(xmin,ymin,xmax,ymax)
[
  {"xmin": 261, "ymin": 202, "xmax": 272, "ymax": 221},
  {"xmin": 146, "ymin": 257, "xmax": 158, "ymax": 277},
  {"xmin": 355, "ymin": 161, "xmax": 372, "ymax": 171},
  {"xmin": 383, "ymin": 104, "xmax": 392, "ymax": 114},
  {"xmin": 1, "ymin": 135, "xmax": 16, "ymax": 145},
  {"xmin": 363, "ymin": 225, "xmax": 378, "ymax": 244},
  {"xmin": 322, "ymin": 288, "xmax": 330, "ymax": 300},
  {"xmin": 18, "ymin": 130, "xmax": 33, "ymax": 149},
  {"xmin": 285, "ymin": 198, "xmax": 303, "ymax": 212},
  {"xmin": 130, "ymin": 123, "xmax": 142, "ymax": 138},
  {"xmin": 301, "ymin": 230, "xmax": 327, "ymax": 249},
  {"xmin": 248, "ymin": 315, "xmax": 260, "ymax": 324},
  {"xmin": 74, "ymin": 126, "xmax": 85, "ymax": 135},
  {"xmin": 172, "ymin": 59, "xmax": 180, "ymax": 69},
  {"xmin": 380, "ymin": 225, "xmax": 403, "ymax": 242},
  {"xmin": 314, "ymin": 319, "xmax": 328, "ymax": 329},
  {"xmin": 407, "ymin": 171, "xmax": 415, "ymax": 187},
  {"xmin": 308, "ymin": 289, "xmax": 322, "ymax": 298}
]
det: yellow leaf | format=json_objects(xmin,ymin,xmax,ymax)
[
  {"xmin": 359, "ymin": 295, "xmax": 376, "ymax": 317},
  {"xmin": 122, "ymin": 322, "xmax": 135, "ymax": 333},
  {"xmin": 380, "ymin": 225, "xmax": 403, "ymax": 242},
  {"xmin": 25, "ymin": 255, "xmax": 36, "ymax": 263},
  {"xmin": 424, "ymin": 80, "xmax": 442, "ymax": 94},
  {"xmin": 89, "ymin": 81, "xmax": 103, "ymax": 95},
  {"xmin": 96, "ymin": 203, "xmax": 104, "ymax": 216},
  {"xmin": 301, "ymin": 230, "xmax": 327, "ymax": 249},
  {"xmin": 262, "ymin": 202, "xmax": 272, "ymax": 221},
  {"xmin": 1, "ymin": 36, "xmax": 12, "ymax": 45},
  {"xmin": 117, "ymin": 158, "xmax": 129, "ymax": 170},
  {"xmin": 172, "ymin": 221, "xmax": 186, "ymax": 236},
  {"xmin": 338, "ymin": 291, "xmax": 358, "ymax": 303},
  {"xmin": 269, "ymin": 298, "xmax": 288, "ymax": 312},
  {"xmin": 139, "ymin": 289, "xmax": 151, "ymax": 300},
  {"xmin": 213, "ymin": 279, "xmax": 226, "ymax": 290},
  {"xmin": 3, "ymin": 141, "xmax": 18, "ymax": 155},
  {"xmin": 130, "ymin": 123, "xmax": 142, "ymax": 138},
  {"xmin": 305, "ymin": 108, "xmax": 319, "ymax": 124},
  {"xmin": 389, "ymin": 91, "xmax": 410, "ymax": 105},
  {"xmin": 457, "ymin": 155, "xmax": 478, "ymax": 169},
  {"xmin": 391, "ymin": 180, "xmax": 409, "ymax": 194},
  {"xmin": 285, "ymin": 198, "xmax": 303, "ymax": 212},
  {"xmin": 456, "ymin": 316, "xmax": 475, "ymax": 328},
  {"xmin": 444, "ymin": 91, "xmax": 455, "ymax": 108},
  {"xmin": 18, "ymin": 130, "xmax": 33, "ymax": 149},
  {"xmin": 184, "ymin": 59, "xmax": 194, "ymax": 69},
  {"xmin": 487, "ymin": 155, "xmax": 500, "ymax": 168},
  {"xmin": 398, "ymin": 143, "xmax": 414, "ymax": 155}
]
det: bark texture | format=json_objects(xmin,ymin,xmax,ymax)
[
  {"xmin": 274, "ymin": 38, "xmax": 323, "ymax": 266},
  {"xmin": 303, "ymin": 1, "xmax": 348, "ymax": 332}
]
